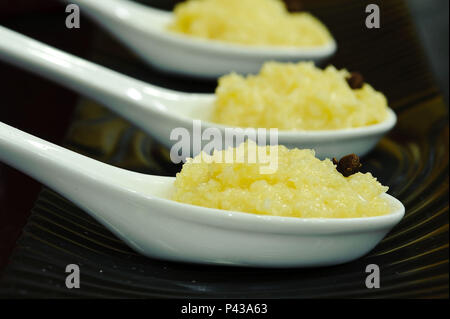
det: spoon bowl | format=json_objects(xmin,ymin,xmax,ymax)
[
  {"xmin": 0, "ymin": 26, "xmax": 395, "ymax": 160},
  {"xmin": 70, "ymin": 0, "xmax": 337, "ymax": 78},
  {"xmin": 0, "ymin": 122, "xmax": 405, "ymax": 267}
]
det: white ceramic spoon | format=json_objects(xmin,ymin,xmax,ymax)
[
  {"xmin": 69, "ymin": 0, "xmax": 337, "ymax": 78},
  {"xmin": 0, "ymin": 121, "xmax": 404, "ymax": 267},
  {"xmin": 0, "ymin": 26, "xmax": 396, "ymax": 160}
]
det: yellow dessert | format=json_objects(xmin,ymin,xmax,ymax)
[
  {"xmin": 212, "ymin": 62, "xmax": 389, "ymax": 130},
  {"xmin": 172, "ymin": 142, "xmax": 391, "ymax": 218},
  {"xmin": 168, "ymin": 0, "xmax": 332, "ymax": 47}
]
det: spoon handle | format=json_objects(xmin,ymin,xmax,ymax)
[
  {"xmin": 70, "ymin": 0, "xmax": 170, "ymax": 23},
  {"xmin": 0, "ymin": 26, "xmax": 177, "ymax": 121},
  {"xmin": 0, "ymin": 121, "xmax": 126, "ymax": 205}
]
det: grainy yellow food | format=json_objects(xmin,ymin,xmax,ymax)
[
  {"xmin": 168, "ymin": 0, "xmax": 332, "ymax": 46},
  {"xmin": 212, "ymin": 62, "xmax": 389, "ymax": 130},
  {"xmin": 172, "ymin": 142, "xmax": 391, "ymax": 218}
]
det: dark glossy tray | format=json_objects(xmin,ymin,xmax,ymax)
[{"xmin": 0, "ymin": 0, "xmax": 448, "ymax": 298}]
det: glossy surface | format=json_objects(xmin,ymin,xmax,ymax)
[
  {"xmin": 0, "ymin": 26, "xmax": 392, "ymax": 160},
  {"xmin": 0, "ymin": 0, "xmax": 448, "ymax": 298},
  {"xmin": 0, "ymin": 122, "xmax": 404, "ymax": 267},
  {"xmin": 71, "ymin": 0, "xmax": 336, "ymax": 77}
]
